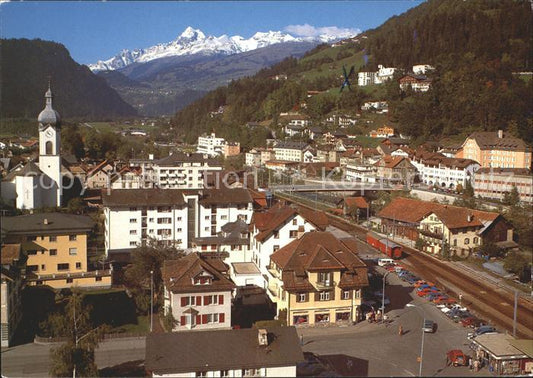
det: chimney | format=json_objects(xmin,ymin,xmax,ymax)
[
  {"xmin": 43, "ymin": 218, "xmax": 49, "ymax": 225},
  {"xmin": 467, "ymin": 213, "xmax": 473, "ymax": 222},
  {"xmin": 497, "ymin": 130, "xmax": 503, "ymax": 139},
  {"xmin": 258, "ymin": 329, "xmax": 268, "ymax": 346},
  {"xmin": 148, "ymin": 153, "xmax": 154, "ymax": 160}
]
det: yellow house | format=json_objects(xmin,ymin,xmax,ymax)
[
  {"xmin": 267, "ymin": 231, "xmax": 368, "ymax": 326},
  {"xmin": 2, "ymin": 213, "xmax": 112, "ymax": 289},
  {"xmin": 457, "ymin": 130, "xmax": 532, "ymax": 169}
]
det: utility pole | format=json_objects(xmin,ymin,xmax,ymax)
[
  {"xmin": 150, "ymin": 270, "xmax": 154, "ymax": 332},
  {"xmin": 513, "ymin": 290, "xmax": 518, "ymax": 337}
]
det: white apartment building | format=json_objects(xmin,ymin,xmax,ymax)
[
  {"xmin": 412, "ymin": 64, "xmax": 434, "ymax": 75},
  {"xmin": 155, "ymin": 153, "xmax": 222, "ymax": 189},
  {"xmin": 245, "ymin": 149, "xmax": 261, "ymax": 167},
  {"xmin": 345, "ymin": 163, "xmax": 378, "ymax": 183},
  {"xmin": 197, "ymin": 188, "xmax": 253, "ymax": 237},
  {"xmin": 358, "ymin": 65, "xmax": 397, "ymax": 86},
  {"xmin": 410, "ymin": 152, "xmax": 480, "ymax": 189},
  {"xmin": 197, "ymin": 133, "xmax": 226, "ymax": 157},
  {"xmin": 103, "ymin": 189, "xmax": 193, "ymax": 255},
  {"xmin": 473, "ymin": 168, "xmax": 533, "ymax": 203},
  {"xmin": 273, "ymin": 141, "xmax": 312, "ymax": 162}
]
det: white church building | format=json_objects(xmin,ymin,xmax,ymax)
[{"xmin": 2, "ymin": 86, "xmax": 63, "ymax": 209}]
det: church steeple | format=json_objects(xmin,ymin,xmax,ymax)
[{"xmin": 38, "ymin": 82, "xmax": 61, "ymax": 130}]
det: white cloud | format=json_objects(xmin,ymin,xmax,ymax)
[{"xmin": 284, "ymin": 24, "xmax": 360, "ymax": 38}]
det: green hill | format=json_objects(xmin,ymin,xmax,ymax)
[
  {"xmin": 1, "ymin": 39, "xmax": 137, "ymax": 121},
  {"xmin": 169, "ymin": 0, "xmax": 532, "ymax": 146}
]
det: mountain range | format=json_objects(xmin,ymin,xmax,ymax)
[{"xmin": 88, "ymin": 27, "xmax": 357, "ymax": 72}]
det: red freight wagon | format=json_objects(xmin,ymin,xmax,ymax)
[
  {"xmin": 366, "ymin": 231, "xmax": 382, "ymax": 249},
  {"xmin": 378, "ymin": 238, "xmax": 403, "ymax": 259}
]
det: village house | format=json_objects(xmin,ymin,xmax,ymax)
[
  {"xmin": 473, "ymin": 167, "xmax": 533, "ymax": 204},
  {"xmin": 110, "ymin": 166, "xmax": 143, "ymax": 189},
  {"xmin": 374, "ymin": 156, "xmax": 417, "ymax": 184},
  {"xmin": 399, "ymin": 74, "xmax": 432, "ymax": 92},
  {"xmin": 377, "ymin": 197, "xmax": 515, "ymax": 257},
  {"xmin": 223, "ymin": 141, "xmax": 240, "ymax": 158},
  {"xmin": 369, "ymin": 126, "xmax": 395, "ymax": 138},
  {"xmin": 361, "ymin": 101, "xmax": 388, "ymax": 112},
  {"xmin": 267, "ymin": 231, "xmax": 368, "ymax": 326},
  {"xmin": 1, "ymin": 213, "xmax": 112, "ymax": 289},
  {"xmin": 145, "ymin": 327, "xmax": 304, "ymax": 377},
  {"xmin": 85, "ymin": 160, "xmax": 115, "ymax": 189},
  {"xmin": 162, "ymin": 253, "xmax": 235, "ymax": 331},
  {"xmin": 251, "ymin": 205, "xmax": 328, "ymax": 281},
  {"xmin": 456, "ymin": 130, "xmax": 532, "ymax": 169}
]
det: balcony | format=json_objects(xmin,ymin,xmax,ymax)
[
  {"xmin": 267, "ymin": 266, "xmax": 280, "ymax": 279},
  {"xmin": 267, "ymin": 284, "xmax": 278, "ymax": 298},
  {"xmin": 419, "ymin": 228, "xmax": 444, "ymax": 240},
  {"xmin": 315, "ymin": 280, "xmax": 335, "ymax": 290}
]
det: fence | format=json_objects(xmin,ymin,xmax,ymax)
[{"xmin": 34, "ymin": 331, "xmax": 147, "ymax": 345}]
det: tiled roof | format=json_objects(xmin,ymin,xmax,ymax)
[
  {"xmin": 476, "ymin": 167, "xmax": 531, "ymax": 176},
  {"xmin": 273, "ymin": 141, "xmax": 309, "ymax": 150},
  {"xmin": 344, "ymin": 197, "xmax": 369, "ymax": 209},
  {"xmin": 295, "ymin": 206, "xmax": 329, "ymax": 230},
  {"xmin": 376, "ymin": 156, "xmax": 411, "ymax": 169},
  {"xmin": 162, "ymin": 253, "xmax": 235, "ymax": 294},
  {"xmin": 193, "ymin": 219, "xmax": 249, "ymax": 246},
  {"xmin": 87, "ymin": 160, "xmax": 112, "ymax": 177},
  {"xmin": 2, "ymin": 213, "xmax": 94, "ymax": 235},
  {"xmin": 145, "ymin": 327, "xmax": 304, "ymax": 375},
  {"xmin": 378, "ymin": 197, "xmax": 500, "ymax": 229},
  {"xmin": 270, "ymin": 232, "xmax": 368, "ymax": 291},
  {"xmin": 253, "ymin": 206, "xmax": 297, "ymax": 242},
  {"xmin": 199, "ymin": 188, "xmax": 252, "ymax": 205},
  {"xmin": 102, "ymin": 189, "xmax": 187, "ymax": 207},
  {"xmin": 3, "ymin": 161, "xmax": 44, "ymax": 182},
  {"xmin": 467, "ymin": 131, "xmax": 530, "ymax": 152}
]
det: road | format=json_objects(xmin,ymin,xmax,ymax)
[{"xmin": 1, "ymin": 337, "xmax": 145, "ymax": 377}]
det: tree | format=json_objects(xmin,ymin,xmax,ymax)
[
  {"xmin": 46, "ymin": 290, "xmax": 107, "ymax": 377},
  {"xmin": 502, "ymin": 185, "xmax": 520, "ymax": 206},
  {"xmin": 124, "ymin": 241, "xmax": 185, "ymax": 314},
  {"xmin": 482, "ymin": 241, "xmax": 503, "ymax": 258},
  {"xmin": 503, "ymin": 251, "xmax": 529, "ymax": 275},
  {"xmin": 61, "ymin": 124, "xmax": 85, "ymax": 159}
]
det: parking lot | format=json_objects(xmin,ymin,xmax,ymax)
[{"xmin": 296, "ymin": 264, "xmax": 494, "ymax": 377}]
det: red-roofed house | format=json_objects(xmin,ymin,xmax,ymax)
[
  {"xmin": 267, "ymin": 232, "xmax": 368, "ymax": 326},
  {"xmin": 375, "ymin": 156, "xmax": 416, "ymax": 184},
  {"xmin": 251, "ymin": 205, "xmax": 327, "ymax": 282},
  {"xmin": 162, "ymin": 253, "xmax": 235, "ymax": 331},
  {"xmin": 378, "ymin": 197, "xmax": 514, "ymax": 257}
]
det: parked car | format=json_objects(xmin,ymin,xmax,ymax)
[
  {"xmin": 423, "ymin": 319, "xmax": 435, "ymax": 333},
  {"xmin": 446, "ymin": 350, "xmax": 468, "ymax": 367},
  {"xmin": 433, "ymin": 296, "xmax": 456, "ymax": 305},
  {"xmin": 461, "ymin": 317, "xmax": 484, "ymax": 328},
  {"xmin": 468, "ymin": 325, "xmax": 497, "ymax": 338}
]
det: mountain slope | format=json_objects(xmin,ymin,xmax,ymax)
[
  {"xmin": 1, "ymin": 39, "xmax": 137, "ymax": 120},
  {"xmin": 169, "ymin": 0, "xmax": 532, "ymax": 144},
  {"xmin": 99, "ymin": 41, "xmax": 318, "ymax": 116}
]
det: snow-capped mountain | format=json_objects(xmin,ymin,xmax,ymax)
[{"xmin": 89, "ymin": 26, "xmax": 356, "ymax": 72}]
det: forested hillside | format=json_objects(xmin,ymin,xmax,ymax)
[
  {"xmin": 1, "ymin": 39, "xmax": 137, "ymax": 121},
  {"xmin": 169, "ymin": 0, "xmax": 532, "ymax": 146}
]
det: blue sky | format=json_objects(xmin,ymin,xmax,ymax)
[{"xmin": 1, "ymin": 1, "xmax": 421, "ymax": 65}]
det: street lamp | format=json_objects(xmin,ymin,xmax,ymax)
[
  {"xmin": 406, "ymin": 303, "xmax": 425, "ymax": 377},
  {"xmin": 150, "ymin": 270, "xmax": 154, "ymax": 332},
  {"xmin": 381, "ymin": 271, "xmax": 390, "ymax": 324}
]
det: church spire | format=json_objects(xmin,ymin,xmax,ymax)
[{"xmin": 38, "ymin": 80, "xmax": 61, "ymax": 129}]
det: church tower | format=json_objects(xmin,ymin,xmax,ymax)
[{"xmin": 38, "ymin": 84, "xmax": 62, "ymax": 207}]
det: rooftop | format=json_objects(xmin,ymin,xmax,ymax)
[
  {"xmin": 199, "ymin": 188, "xmax": 252, "ymax": 205},
  {"xmin": 2, "ymin": 213, "xmax": 94, "ymax": 235},
  {"xmin": 102, "ymin": 189, "xmax": 187, "ymax": 207},
  {"xmin": 466, "ymin": 131, "xmax": 530, "ymax": 152},
  {"xmin": 145, "ymin": 327, "xmax": 304, "ymax": 375}
]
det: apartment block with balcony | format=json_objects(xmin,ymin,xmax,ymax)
[
  {"xmin": 267, "ymin": 232, "xmax": 368, "ymax": 326},
  {"xmin": 197, "ymin": 188, "xmax": 254, "ymax": 238},
  {"xmin": 1, "ymin": 213, "xmax": 112, "ymax": 289},
  {"xmin": 197, "ymin": 133, "xmax": 226, "ymax": 157},
  {"xmin": 162, "ymin": 253, "xmax": 235, "ymax": 331},
  {"xmin": 103, "ymin": 189, "xmax": 191, "ymax": 256}
]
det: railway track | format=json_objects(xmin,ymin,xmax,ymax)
[{"xmin": 279, "ymin": 192, "xmax": 533, "ymax": 338}]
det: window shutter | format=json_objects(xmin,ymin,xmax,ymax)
[
  {"xmin": 315, "ymin": 292, "xmax": 320, "ymax": 301},
  {"xmin": 202, "ymin": 314, "xmax": 208, "ymax": 324},
  {"xmin": 181, "ymin": 297, "xmax": 187, "ymax": 307},
  {"xmin": 180, "ymin": 316, "xmax": 186, "ymax": 325},
  {"xmin": 219, "ymin": 313, "xmax": 225, "ymax": 323},
  {"xmin": 330, "ymin": 290, "xmax": 335, "ymax": 301},
  {"xmin": 219, "ymin": 295, "xmax": 224, "ymax": 305},
  {"xmin": 196, "ymin": 296, "xmax": 202, "ymax": 305},
  {"xmin": 196, "ymin": 315, "xmax": 201, "ymax": 324},
  {"xmin": 204, "ymin": 295, "xmax": 209, "ymax": 305}
]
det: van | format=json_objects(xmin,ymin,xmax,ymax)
[
  {"xmin": 423, "ymin": 319, "xmax": 435, "ymax": 333},
  {"xmin": 378, "ymin": 258, "xmax": 394, "ymax": 266}
]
